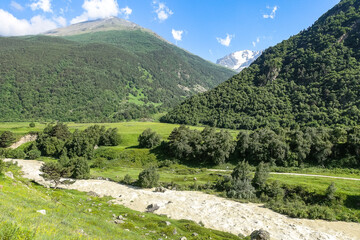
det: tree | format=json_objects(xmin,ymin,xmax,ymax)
[
  {"xmin": 44, "ymin": 123, "xmax": 71, "ymax": 140},
  {"xmin": 0, "ymin": 131, "xmax": 16, "ymax": 148},
  {"xmin": 99, "ymin": 128, "xmax": 122, "ymax": 146},
  {"xmin": 228, "ymin": 161, "xmax": 255, "ymax": 199},
  {"xmin": 40, "ymin": 162, "xmax": 63, "ymax": 188},
  {"xmin": 138, "ymin": 166, "xmax": 159, "ymax": 188},
  {"xmin": 26, "ymin": 149, "xmax": 41, "ymax": 160},
  {"xmin": 252, "ymin": 162, "xmax": 270, "ymax": 190},
  {"xmin": 70, "ymin": 157, "xmax": 90, "ymax": 179},
  {"xmin": 138, "ymin": 128, "xmax": 161, "ymax": 148},
  {"xmin": 231, "ymin": 161, "xmax": 252, "ymax": 181},
  {"xmin": 325, "ymin": 182, "xmax": 336, "ymax": 204}
]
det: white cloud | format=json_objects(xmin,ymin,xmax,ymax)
[
  {"xmin": 216, "ymin": 34, "xmax": 234, "ymax": 47},
  {"xmin": 153, "ymin": 1, "xmax": 173, "ymax": 22},
  {"xmin": 30, "ymin": 0, "xmax": 52, "ymax": 13},
  {"xmin": 120, "ymin": 6, "xmax": 132, "ymax": 19},
  {"xmin": 172, "ymin": 29, "xmax": 183, "ymax": 41},
  {"xmin": 53, "ymin": 16, "xmax": 67, "ymax": 27},
  {"xmin": 252, "ymin": 37, "xmax": 260, "ymax": 47},
  {"xmin": 10, "ymin": 1, "xmax": 24, "ymax": 11},
  {"xmin": 71, "ymin": 0, "xmax": 120, "ymax": 24},
  {"xmin": 0, "ymin": 9, "xmax": 58, "ymax": 36},
  {"xmin": 263, "ymin": 6, "xmax": 278, "ymax": 19}
]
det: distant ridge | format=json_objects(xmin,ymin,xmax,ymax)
[
  {"xmin": 45, "ymin": 17, "xmax": 145, "ymax": 36},
  {"xmin": 0, "ymin": 18, "xmax": 235, "ymax": 122}
]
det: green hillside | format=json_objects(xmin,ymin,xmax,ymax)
[
  {"xmin": 0, "ymin": 18, "xmax": 235, "ymax": 122},
  {"xmin": 162, "ymin": 0, "xmax": 360, "ymax": 130}
]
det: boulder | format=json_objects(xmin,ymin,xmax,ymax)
[
  {"xmin": 250, "ymin": 229, "xmax": 270, "ymax": 240},
  {"xmin": 87, "ymin": 191, "xmax": 100, "ymax": 197},
  {"xmin": 146, "ymin": 204, "xmax": 160, "ymax": 213},
  {"xmin": 36, "ymin": 210, "xmax": 46, "ymax": 215}
]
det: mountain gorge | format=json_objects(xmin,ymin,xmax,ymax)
[
  {"xmin": 217, "ymin": 50, "xmax": 262, "ymax": 72},
  {"xmin": 0, "ymin": 18, "xmax": 235, "ymax": 122},
  {"xmin": 162, "ymin": 0, "xmax": 360, "ymax": 130}
]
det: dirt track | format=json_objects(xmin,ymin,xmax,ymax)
[{"xmin": 5, "ymin": 159, "xmax": 360, "ymax": 240}]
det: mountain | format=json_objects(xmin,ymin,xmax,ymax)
[
  {"xmin": 161, "ymin": 0, "xmax": 360, "ymax": 130},
  {"xmin": 216, "ymin": 50, "xmax": 262, "ymax": 72},
  {"xmin": 0, "ymin": 18, "xmax": 235, "ymax": 122}
]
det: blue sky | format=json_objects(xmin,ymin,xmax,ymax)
[{"xmin": 0, "ymin": 0, "xmax": 340, "ymax": 62}]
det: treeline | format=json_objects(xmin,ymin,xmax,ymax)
[
  {"xmin": 156, "ymin": 126, "xmax": 359, "ymax": 168},
  {"xmin": 0, "ymin": 123, "xmax": 122, "ymax": 180},
  {"xmin": 161, "ymin": 0, "xmax": 360, "ymax": 130}
]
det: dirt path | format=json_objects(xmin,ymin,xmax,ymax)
[
  {"xmin": 8, "ymin": 134, "xmax": 37, "ymax": 149},
  {"xmin": 209, "ymin": 169, "xmax": 360, "ymax": 181},
  {"xmin": 5, "ymin": 159, "xmax": 360, "ymax": 240}
]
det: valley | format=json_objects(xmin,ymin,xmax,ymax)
[{"xmin": 1, "ymin": 0, "xmax": 360, "ymax": 239}]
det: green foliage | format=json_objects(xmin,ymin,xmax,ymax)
[
  {"xmin": 0, "ymin": 158, "xmax": 4, "ymax": 174},
  {"xmin": 138, "ymin": 166, "xmax": 160, "ymax": 188},
  {"xmin": 0, "ymin": 222, "xmax": 36, "ymax": 240},
  {"xmin": 29, "ymin": 122, "xmax": 35, "ymax": 128},
  {"xmin": 40, "ymin": 161, "xmax": 63, "ymax": 188},
  {"xmin": 168, "ymin": 125, "xmax": 234, "ymax": 165},
  {"xmin": 252, "ymin": 162, "xmax": 270, "ymax": 189},
  {"xmin": 123, "ymin": 174, "xmax": 133, "ymax": 185},
  {"xmin": 70, "ymin": 157, "xmax": 90, "ymax": 179},
  {"xmin": 0, "ymin": 131, "xmax": 16, "ymax": 148},
  {"xmin": 325, "ymin": 182, "xmax": 337, "ymax": 203},
  {"xmin": 138, "ymin": 128, "xmax": 161, "ymax": 148},
  {"xmin": 162, "ymin": 0, "xmax": 360, "ymax": 130},
  {"xmin": 234, "ymin": 126, "xmax": 360, "ymax": 168},
  {"xmin": 0, "ymin": 29, "xmax": 234, "ymax": 122},
  {"xmin": 99, "ymin": 128, "xmax": 122, "ymax": 146},
  {"xmin": 26, "ymin": 149, "xmax": 41, "ymax": 160},
  {"xmin": 91, "ymin": 157, "xmax": 107, "ymax": 169},
  {"xmin": 228, "ymin": 161, "xmax": 256, "ymax": 199}
]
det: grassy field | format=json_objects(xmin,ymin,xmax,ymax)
[
  {"xmin": 0, "ymin": 121, "xmax": 239, "ymax": 149},
  {"xmin": 0, "ymin": 163, "xmax": 244, "ymax": 240}
]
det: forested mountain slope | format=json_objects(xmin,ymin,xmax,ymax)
[
  {"xmin": 162, "ymin": 0, "xmax": 360, "ymax": 130},
  {"xmin": 0, "ymin": 18, "xmax": 235, "ymax": 122}
]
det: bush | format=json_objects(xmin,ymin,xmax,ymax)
[
  {"xmin": 138, "ymin": 128, "xmax": 161, "ymax": 148},
  {"xmin": 123, "ymin": 174, "xmax": 133, "ymax": 184},
  {"xmin": 99, "ymin": 128, "xmax": 122, "ymax": 146},
  {"xmin": 26, "ymin": 149, "xmax": 41, "ymax": 160},
  {"xmin": 138, "ymin": 166, "xmax": 159, "ymax": 188},
  {"xmin": 7, "ymin": 149, "xmax": 26, "ymax": 159},
  {"xmin": 0, "ymin": 159, "xmax": 4, "ymax": 174},
  {"xmin": 29, "ymin": 122, "xmax": 35, "ymax": 128},
  {"xmin": 0, "ymin": 131, "xmax": 16, "ymax": 148},
  {"xmin": 91, "ymin": 157, "xmax": 107, "ymax": 169},
  {"xmin": 252, "ymin": 162, "xmax": 270, "ymax": 190}
]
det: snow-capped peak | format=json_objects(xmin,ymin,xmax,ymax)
[{"xmin": 217, "ymin": 50, "xmax": 262, "ymax": 72}]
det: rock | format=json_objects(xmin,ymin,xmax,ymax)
[
  {"xmin": 146, "ymin": 204, "xmax": 160, "ymax": 213},
  {"xmin": 117, "ymin": 215, "xmax": 127, "ymax": 220},
  {"xmin": 193, "ymin": 177, "xmax": 197, "ymax": 181},
  {"xmin": 112, "ymin": 214, "xmax": 117, "ymax": 218},
  {"xmin": 165, "ymin": 221, "xmax": 171, "ymax": 226},
  {"xmin": 180, "ymin": 237, "xmax": 187, "ymax": 240},
  {"xmin": 87, "ymin": 209, "xmax": 92, "ymax": 212},
  {"xmin": 87, "ymin": 191, "xmax": 100, "ymax": 197},
  {"xmin": 192, "ymin": 232, "xmax": 198, "ymax": 236},
  {"xmin": 37, "ymin": 210, "xmax": 46, "ymax": 215},
  {"xmin": 114, "ymin": 219, "xmax": 124, "ymax": 224},
  {"xmin": 173, "ymin": 228, "xmax": 177, "ymax": 235},
  {"xmin": 154, "ymin": 186, "xmax": 166, "ymax": 193},
  {"xmin": 250, "ymin": 229, "xmax": 270, "ymax": 240},
  {"xmin": 5, "ymin": 171, "xmax": 14, "ymax": 179}
]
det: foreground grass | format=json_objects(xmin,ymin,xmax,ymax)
[{"xmin": 0, "ymin": 164, "xmax": 244, "ymax": 240}]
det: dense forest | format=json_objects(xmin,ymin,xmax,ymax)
[
  {"xmin": 0, "ymin": 24, "xmax": 234, "ymax": 122},
  {"xmin": 162, "ymin": 0, "xmax": 360, "ymax": 130}
]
